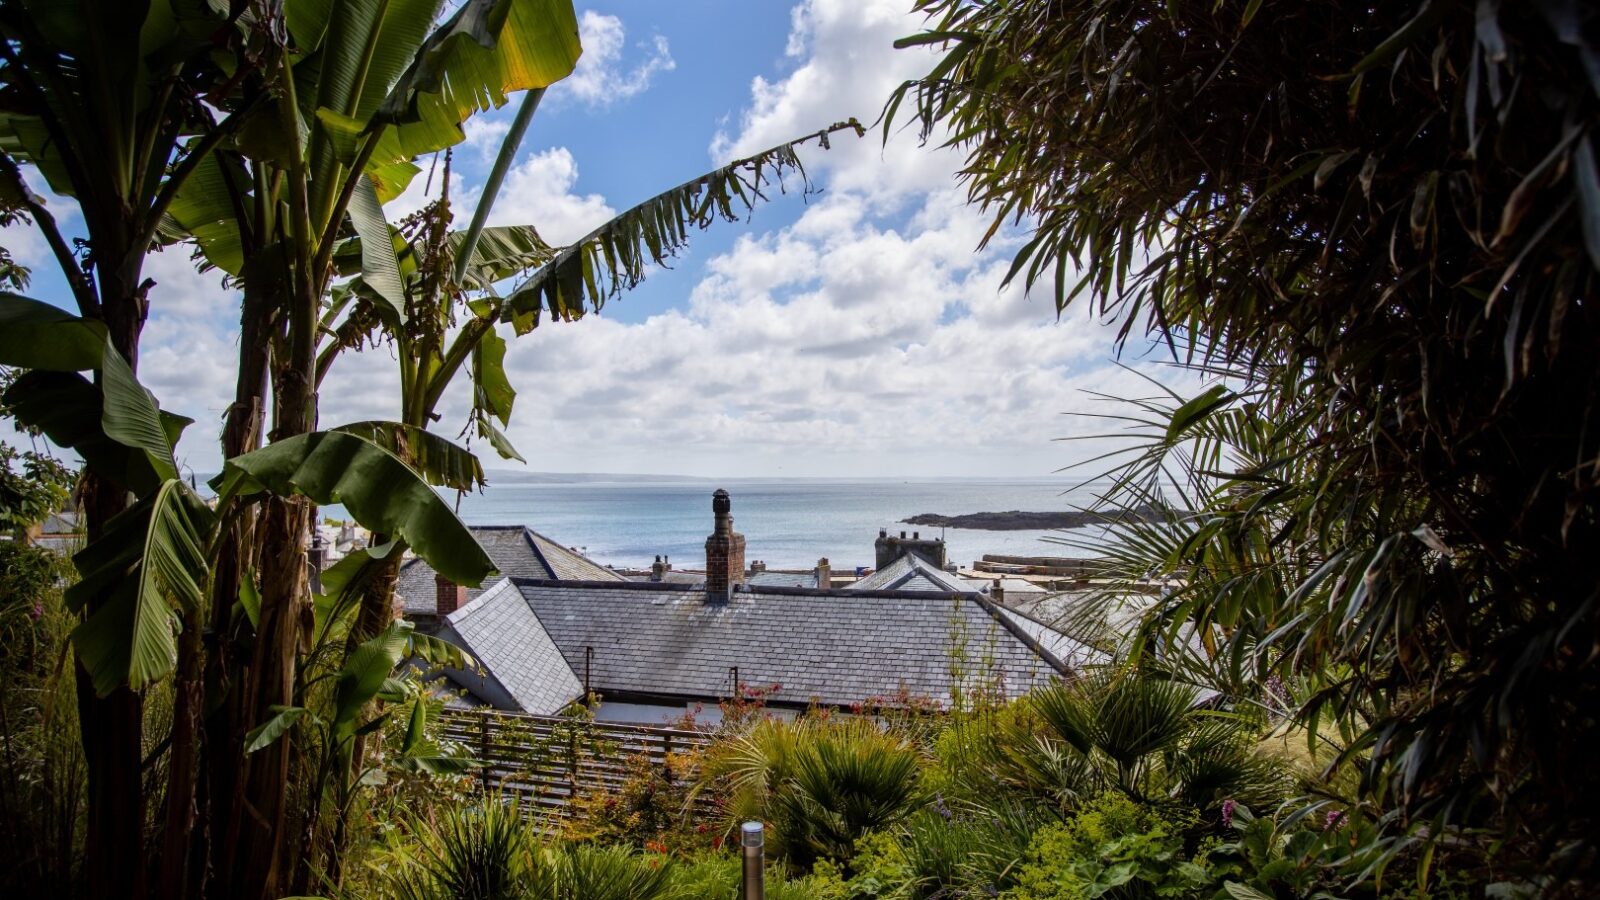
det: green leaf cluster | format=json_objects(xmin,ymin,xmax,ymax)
[
  {"xmin": 1006, "ymin": 793, "xmax": 1211, "ymax": 900},
  {"xmin": 890, "ymin": 0, "xmax": 1600, "ymax": 884}
]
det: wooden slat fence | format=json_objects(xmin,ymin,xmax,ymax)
[{"xmin": 439, "ymin": 708, "xmax": 717, "ymax": 820}]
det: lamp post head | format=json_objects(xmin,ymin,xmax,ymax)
[{"xmin": 741, "ymin": 821, "xmax": 764, "ymax": 847}]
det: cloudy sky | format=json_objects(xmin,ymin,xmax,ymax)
[{"xmin": 4, "ymin": 0, "xmax": 1177, "ymax": 479}]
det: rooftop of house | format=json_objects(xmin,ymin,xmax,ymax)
[
  {"xmin": 436, "ymin": 577, "xmax": 1100, "ymax": 715},
  {"xmin": 397, "ymin": 525, "xmax": 624, "ymax": 615},
  {"xmin": 39, "ymin": 510, "xmax": 79, "ymax": 535},
  {"xmin": 746, "ymin": 570, "xmax": 822, "ymax": 589},
  {"xmin": 846, "ymin": 552, "xmax": 979, "ymax": 594}
]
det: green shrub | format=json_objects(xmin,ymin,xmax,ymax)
[
  {"xmin": 1026, "ymin": 672, "xmax": 1287, "ymax": 812},
  {"xmin": 697, "ymin": 717, "xmax": 925, "ymax": 868},
  {"xmin": 1005, "ymin": 793, "xmax": 1213, "ymax": 900},
  {"xmin": 544, "ymin": 843, "xmax": 675, "ymax": 900},
  {"xmin": 927, "ymin": 699, "xmax": 1051, "ymax": 805},
  {"xmin": 566, "ymin": 749, "xmax": 708, "ymax": 855},
  {"xmin": 662, "ymin": 852, "xmax": 740, "ymax": 899},
  {"xmin": 377, "ymin": 798, "xmax": 534, "ymax": 900},
  {"xmin": 0, "ymin": 540, "xmax": 83, "ymax": 896},
  {"xmin": 774, "ymin": 721, "xmax": 925, "ymax": 866},
  {"xmin": 839, "ymin": 829, "xmax": 910, "ymax": 896},
  {"xmin": 659, "ymin": 849, "xmax": 849, "ymax": 900}
]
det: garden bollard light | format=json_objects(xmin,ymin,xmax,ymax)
[{"xmin": 741, "ymin": 821, "xmax": 765, "ymax": 900}]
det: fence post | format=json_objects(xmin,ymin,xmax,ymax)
[
  {"xmin": 567, "ymin": 722, "xmax": 578, "ymax": 801},
  {"xmin": 478, "ymin": 712, "xmax": 491, "ymax": 793}
]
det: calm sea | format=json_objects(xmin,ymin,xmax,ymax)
[{"xmin": 352, "ymin": 477, "xmax": 1112, "ymax": 571}]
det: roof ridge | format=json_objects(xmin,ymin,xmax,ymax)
[
  {"xmin": 523, "ymin": 528, "xmax": 625, "ymax": 580},
  {"xmin": 507, "ymin": 576, "xmax": 979, "ymax": 601},
  {"xmin": 444, "ymin": 576, "xmax": 517, "ymax": 625},
  {"xmin": 975, "ymin": 594, "xmax": 1075, "ymax": 677},
  {"xmin": 518, "ymin": 527, "xmax": 556, "ymax": 579}
]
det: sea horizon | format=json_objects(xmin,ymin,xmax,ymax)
[{"xmin": 317, "ymin": 474, "xmax": 1115, "ymax": 571}]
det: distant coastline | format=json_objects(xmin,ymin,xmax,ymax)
[
  {"xmin": 486, "ymin": 471, "xmax": 711, "ymax": 485},
  {"xmin": 900, "ymin": 505, "xmax": 1158, "ymax": 531}
]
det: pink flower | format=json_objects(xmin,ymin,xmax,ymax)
[{"xmin": 1221, "ymin": 798, "xmax": 1237, "ymax": 829}]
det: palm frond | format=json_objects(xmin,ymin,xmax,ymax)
[{"xmin": 500, "ymin": 119, "xmax": 864, "ymax": 332}]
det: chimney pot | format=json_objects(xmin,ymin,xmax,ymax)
[
  {"xmin": 705, "ymin": 489, "xmax": 745, "ymax": 600},
  {"xmin": 815, "ymin": 556, "xmax": 832, "ymax": 590}
]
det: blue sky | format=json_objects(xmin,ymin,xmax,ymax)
[{"xmin": 4, "ymin": 1, "xmax": 1179, "ymax": 479}]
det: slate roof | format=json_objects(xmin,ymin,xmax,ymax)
[
  {"xmin": 440, "ymin": 580, "xmax": 584, "ymax": 715},
  {"xmin": 398, "ymin": 525, "xmax": 623, "ymax": 615},
  {"xmin": 627, "ymin": 570, "xmax": 705, "ymax": 585},
  {"xmin": 440, "ymin": 578, "xmax": 1083, "ymax": 712},
  {"xmin": 990, "ymin": 603, "xmax": 1106, "ymax": 672},
  {"xmin": 39, "ymin": 511, "xmax": 79, "ymax": 534},
  {"xmin": 847, "ymin": 553, "xmax": 980, "ymax": 594},
  {"xmin": 747, "ymin": 570, "xmax": 820, "ymax": 589}
]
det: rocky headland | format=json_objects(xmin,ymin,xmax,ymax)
[{"xmin": 900, "ymin": 505, "xmax": 1159, "ymax": 531}]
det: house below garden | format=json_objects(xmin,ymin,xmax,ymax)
[{"xmin": 416, "ymin": 490, "xmax": 1095, "ymax": 724}]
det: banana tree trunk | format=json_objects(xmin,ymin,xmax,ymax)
[
  {"xmin": 231, "ymin": 261, "xmax": 318, "ymax": 899},
  {"xmin": 78, "ymin": 259, "xmax": 148, "ymax": 900},
  {"xmin": 194, "ymin": 256, "xmax": 275, "ymax": 900}
]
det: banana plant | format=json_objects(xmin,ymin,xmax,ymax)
[
  {"xmin": 147, "ymin": 2, "xmax": 579, "ymax": 895},
  {"xmin": 0, "ymin": 291, "xmax": 499, "ymax": 891},
  {"xmin": 2, "ymin": 1, "xmax": 581, "ymax": 895},
  {"xmin": 0, "ymin": 4, "xmax": 268, "ymax": 893},
  {"xmin": 315, "ymin": 117, "xmax": 866, "ymax": 648}
]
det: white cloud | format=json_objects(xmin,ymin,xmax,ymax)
[
  {"xmin": 1, "ymin": 168, "xmax": 79, "ymax": 289},
  {"xmin": 556, "ymin": 11, "xmax": 675, "ymax": 108},
  {"xmin": 460, "ymin": 111, "xmax": 513, "ymax": 163},
  {"xmin": 478, "ymin": 180, "xmax": 1160, "ymax": 478},
  {"xmin": 708, "ymin": 0, "xmax": 953, "ymax": 202},
  {"xmin": 5, "ymin": 2, "xmax": 1194, "ymax": 482},
  {"xmin": 457, "ymin": 0, "xmax": 1192, "ymax": 478},
  {"xmin": 483, "ymin": 147, "xmax": 615, "ymax": 242}
]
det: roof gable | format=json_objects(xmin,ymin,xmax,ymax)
[
  {"xmin": 398, "ymin": 525, "xmax": 623, "ymax": 614},
  {"xmin": 847, "ymin": 553, "xmax": 979, "ymax": 594},
  {"xmin": 442, "ymin": 579, "xmax": 584, "ymax": 715}
]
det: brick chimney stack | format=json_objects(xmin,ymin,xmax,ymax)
[
  {"xmin": 435, "ymin": 572, "xmax": 466, "ymax": 617},
  {"xmin": 815, "ymin": 557, "xmax": 831, "ymax": 590},
  {"xmin": 704, "ymin": 489, "xmax": 746, "ymax": 601},
  {"xmin": 875, "ymin": 529, "xmax": 949, "ymax": 570}
]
